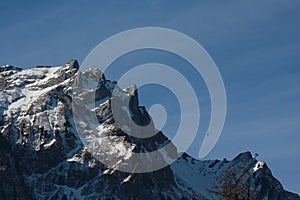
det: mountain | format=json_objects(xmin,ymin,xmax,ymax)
[{"xmin": 0, "ymin": 60, "xmax": 299, "ymax": 200}]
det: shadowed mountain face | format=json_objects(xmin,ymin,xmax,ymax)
[{"xmin": 0, "ymin": 60, "xmax": 299, "ymax": 200}]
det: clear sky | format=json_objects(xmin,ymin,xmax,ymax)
[{"xmin": 0, "ymin": 0, "xmax": 299, "ymax": 194}]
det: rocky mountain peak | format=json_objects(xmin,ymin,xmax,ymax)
[{"xmin": 0, "ymin": 61, "xmax": 299, "ymax": 200}]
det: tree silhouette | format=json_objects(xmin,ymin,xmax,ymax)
[{"xmin": 208, "ymin": 166, "xmax": 259, "ymax": 200}]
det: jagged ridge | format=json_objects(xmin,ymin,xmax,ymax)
[{"xmin": 0, "ymin": 60, "xmax": 299, "ymax": 200}]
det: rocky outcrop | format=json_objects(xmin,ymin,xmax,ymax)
[{"xmin": 0, "ymin": 60, "xmax": 299, "ymax": 200}]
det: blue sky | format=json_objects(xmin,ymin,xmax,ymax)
[{"xmin": 1, "ymin": 0, "xmax": 299, "ymax": 193}]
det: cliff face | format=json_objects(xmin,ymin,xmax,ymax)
[{"xmin": 0, "ymin": 60, "xmax": 299, "ymax": 200}]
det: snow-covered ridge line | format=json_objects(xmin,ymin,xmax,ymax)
[{"xmin": 0, "ymin": 60, "xmax": 299, "ymax": 200}]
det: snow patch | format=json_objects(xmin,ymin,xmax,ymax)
[
  {"xmin": 122, "ymin": 174, "xmax": 133, "ymax": 183},
  {"xmin": 253, "ymin": 161, "xmax": 265, "ymax": 172},
  {"xmin": 43, "ymin": 139, "xmax": 57, "ymax": 149}
]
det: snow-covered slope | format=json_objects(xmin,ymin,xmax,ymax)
[{"xmin": 0, "ymin": 60, "xmax": 299, "ymax": 200}]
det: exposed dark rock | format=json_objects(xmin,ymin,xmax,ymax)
[{"xmin": 0, "ymin": 61, "xmax": 299, "ymax": 200}]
